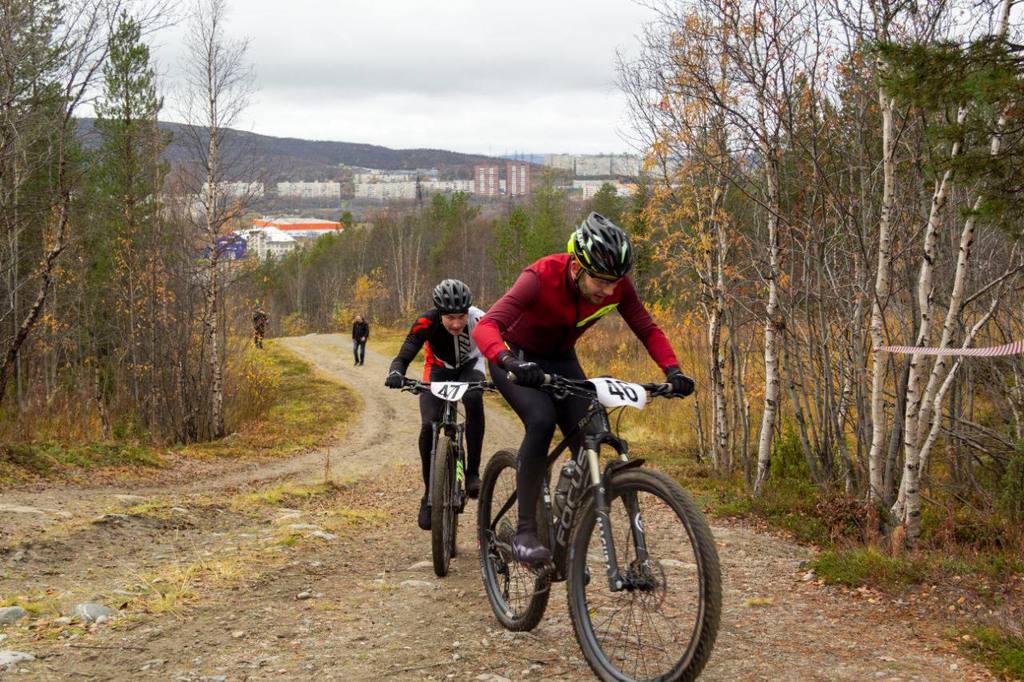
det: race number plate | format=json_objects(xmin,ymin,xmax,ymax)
[
  {"xmin": 430, "ymin": 382, "xmax": 469, "ymax": 402},
  {"xmin": 587, "ymin": 378, "xmax": 647, "ymax": 410}
]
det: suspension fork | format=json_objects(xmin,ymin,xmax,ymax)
[
  {"xmin": 621, "ymin": 490, "xmax": 649, "ymax": 564},
  {"xmin": 584, "ymin": 435, "xmax": 628, "ymax": 592}
]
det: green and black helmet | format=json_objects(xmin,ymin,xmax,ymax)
[{"xmin": 567, "ymin": 212, "xmax": 633, "ymax": 280}]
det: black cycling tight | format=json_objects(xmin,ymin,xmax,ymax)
[
  {"xmin": 417, "ymin": 365, "xmax": 485, "ymax": 494},
  {"xmin": 489, "ymin": 350, "xmax": 592, "ymax": 526}
]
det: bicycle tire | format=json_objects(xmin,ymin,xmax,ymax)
[
  {"xmin": 477, "ymin": 448, "xmax": 550, "ymax": 631},
  {"xmin": 431, "ymin": 435, "xmax": 457, "ymax": 577},
  {"xmin": 567, "ymin": 467, "xmax": 721, "ymax": 681}
]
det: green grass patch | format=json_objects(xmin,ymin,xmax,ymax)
[
  {"xmin": 809, "ymin": 547, "xmax": 929, "ymax": 589},
  {"xmin": 181, "ymin": 341, "xmax": 355, "ymax": 460},
  {"xmin": 0, "ymin": 441, "xmax": 165, "ymax": 486},
  {"xmin": 230, "ymin": 481, "xmax": 338, "ymax": 510},
  {"xmin": 960, "ymin": 627, "xmax": 1024, "ymax": 680},
  {"xmin": 643, "ymin": 442, "xmax": 834, "ymax": 546},
  {"xmin": 366, "ymin": 327, "xmax": 409, "ymax": 359},
  {"xmin": 1, "ymin": 342, "xmax": 355, "ymax": 488},
  {"xmin": 327, "ymin": 506, "xmax": 388, "ymax": 528}
]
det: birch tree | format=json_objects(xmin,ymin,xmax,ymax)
[{"xmin": 178, "ymin": 0, "xmax": 254, "ymax": 438}]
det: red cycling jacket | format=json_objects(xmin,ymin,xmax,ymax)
[{"xmin": 472, "ymin": 253, "xmax": 679, "ymax": 371}]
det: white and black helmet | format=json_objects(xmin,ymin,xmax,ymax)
[
  {"xmin": 433, "ymin": 279, "xmax": 473, "ymax": 314},
  {"xmin": 567, "ymin": 212, "xmax": 633, "ymax": 280}
]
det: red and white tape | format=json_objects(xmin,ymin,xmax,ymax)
[{"xmin": 876, "ymin": 339, "xmax": 1024, "ymax": 357}]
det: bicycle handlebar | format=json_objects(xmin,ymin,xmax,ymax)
[
  {"xmin": 507, "ymin": 372, "xmax": 681, "ymax": 399},
  {"xmin": 398, "ymin": 377, "xmax": 497, "ymax": 395}
]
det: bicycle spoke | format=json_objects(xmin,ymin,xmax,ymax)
[{"xmin": 573, "ymin": 479, "xmax": 709, "ymax": 681}]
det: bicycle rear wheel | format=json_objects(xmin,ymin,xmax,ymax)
[
  {"xmin": 477, "ymin": 449, "xmax": 550, "ymax": 631},
  {"xmin": 430, "ymin": 435, "xmax": 457, "ymax": 577},
  {"xmin": 567, "ymin": 467, "xmax": 721, "ymax": 681}
]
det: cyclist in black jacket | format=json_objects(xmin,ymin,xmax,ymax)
[{"xmin": 385, "ymin": 279, "xmax": 487, "ymax": 530}]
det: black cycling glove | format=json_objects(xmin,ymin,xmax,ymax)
[
  {"xmin": 665, "ymin": 366, "xmax": 695, "ymax": 397},
  {"xmin": 385, "ymin": 369, "xmax": 405, "ymax": 389},
  {"xmin": 498, "ymin": 352, "xmax": 545, "ymax": 388}
]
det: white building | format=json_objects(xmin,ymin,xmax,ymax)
[
  {"xmin": 202, "ymin": 181, "xmax": 264, "ymax": 199},
  {"xmin": 354, "ymin": 181, "xmax": 419, "ymax": 200},
  {"xmin": 574, "ymin": 156, "xmax": 613, "ymax": 177},
  {"xmin": 247, "ymin": 227, "xmax": 296, "ymax": 260},
  {"xmin": 573, "ymin": 180, "xmax": 637, "ymax": 199},
  {"xmin": 352, "ymin": 169, "xmax": 438, "ymax": 184},
  {"xmin": 543, "ymin": 154, "xmax": 641, "ymax": 178},
  {"xmin": 276, "ymin": 181, "xmax": 341, "ymax": 199},
  {"xmin": 423, "ymin": 180, "xmax": 474, "ymax": 194},
  {"xmin": 543, "ymin": 154, "xmax": 576, "ymax": 172}
]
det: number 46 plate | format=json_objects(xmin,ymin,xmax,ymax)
[{"xmin": 587, "ymin": 378, "xmax": 647, "ymax": 410}]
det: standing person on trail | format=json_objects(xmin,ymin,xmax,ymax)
[
  {"xmin": 252, "ymin": 304, "xmax": 269, "ymax": 349},
  {"xmin": 384, "ymin": 279, "xmax": 487, "ymax": 530},
  {"xmin": 472, "ymin": 212, "xmax": 695, "ymax": 566},
  {"xmin": 352, "ymin": 314, "xmax": 369, "ymax": 366}
]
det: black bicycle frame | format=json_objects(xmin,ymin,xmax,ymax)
[
  {"xmin": 489, "ymin": 396, "xmax": 650, "ymax": 591},
  {"xmin": 426, "ymin": 399, "xmax": 465, "ymax": 507}
]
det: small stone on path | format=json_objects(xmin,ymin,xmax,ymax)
[
  {"xmin": 400, "ymin": 580, "xmax": 435, "ymax": 590},
  {"xmin": 0, "ymin": 607, "xmax": 28, "ymax": 626},
  {"xmin": 0, "ymin": 651, "xmax": 34, "ymax": 667},
  {"xmin": 288, "ymin": 524, "xmax": 321, "ymax": 531},
  {"xmin": 407, "ymin": 560, "xmax": 433, "ymax": 571},
  {"xmin": 296, "ymin": 592, "xmax": 313, "ymax": 600},
  {"xmin": 310, "ymin": 531, "xmax": 337, "ymax": 541},
  {"xmin": 72, "ymin": 603, "xmax": 114, "ymax": 623}
]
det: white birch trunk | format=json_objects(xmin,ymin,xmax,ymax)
[
  {"xmin": 206, "ymin": 40, "xmax": 225, "ymax": 439},
  {"xmin": 868, "ymin": 90, "xmax": 895, "ymax": 502},
  {"xmin": 754, "ymin": 155, "xmax": 782, "ymax": 497},
  {"xmin": 894, "ymin": 0, "xmax": 1011, "ymax": 543}
]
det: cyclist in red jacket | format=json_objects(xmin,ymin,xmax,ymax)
[{"xmin": 472, "ymin": 212, "xmax": 694, "ymax": 565}]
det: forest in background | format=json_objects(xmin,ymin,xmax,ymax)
[{"xmin": 3, "ymin": 0, "xmax": 1024, "ymax": 653}]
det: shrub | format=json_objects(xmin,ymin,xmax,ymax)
[
  {"xmin": 280, "ymin": 312, "xmax": 309, "ymax": 336},
  {"xmin": 226, "ymin": 345, "xmax": 283, "ymax": 427}
]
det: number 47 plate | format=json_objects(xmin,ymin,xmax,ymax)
[{"xmin": 587, "ymin": 378, "xmax": 647, "ymax": 410}]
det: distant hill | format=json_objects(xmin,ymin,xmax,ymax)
[{"xmin": 75, "ymin": 118, "xmax": 505, "ymax": 181}]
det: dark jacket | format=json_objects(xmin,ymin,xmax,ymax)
[
  {"xmin": 252, "ymin": 310, "xmax": 269, "ymax": 330},
  {"xmin": 352, "ymin": 320, "xmax": 369, "ymax": 341}
]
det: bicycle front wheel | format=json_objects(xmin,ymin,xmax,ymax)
[
  {"xmin": 567, "ymin": 467, "xmax": 721, "ymax": 681},
  {"xmin": 477, "ymin": 449, "xmax": 550, "ymax": 631},
  {"xmin": 430, "ymin": 435, "xmax": 457, "ymax": 577}
]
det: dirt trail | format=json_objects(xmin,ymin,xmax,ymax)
[{"xmin": 0, "ymin": 334, "xmax": 994, "ymax": 680}]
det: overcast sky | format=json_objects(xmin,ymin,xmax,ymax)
[{"xmin": 148, "ymin": 1, "xmax": 659, "ymax": 155}]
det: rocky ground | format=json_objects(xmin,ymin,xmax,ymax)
[{"xmin": 0, "ymin": 334, "xmax": 996, "ymax": 680}]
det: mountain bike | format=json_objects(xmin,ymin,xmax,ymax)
[
  {"xmin": 477, "ymin": 374, "xmax": 721, "ymax": 681},
  {"xmin": 401, "ymin": 377, "xmax": 496, "ymax": 577}
]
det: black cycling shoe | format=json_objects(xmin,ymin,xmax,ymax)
[
  {"xmin": 465, "ymin": 473, "xmax": 481, "ymax": 499},
  {"xmin": 417, "ymin": 496, "xmax": 431, "ymax": 531},
  {"xmin": 512, "ymin": 522, "xmax": 551, "ymax": 566}
]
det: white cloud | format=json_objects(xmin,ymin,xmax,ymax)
[{"xmin": 148, "ymin": 0, "xmax": 659, "ymax": 154}]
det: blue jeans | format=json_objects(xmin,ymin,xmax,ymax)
[{"xmin": 353, "ymin": 339, "xmax": 366, "ymax": 364}]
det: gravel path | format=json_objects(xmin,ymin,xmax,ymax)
[{"xmin": 0, "ymin": 334, "xmax": 993, "ymax": 680}]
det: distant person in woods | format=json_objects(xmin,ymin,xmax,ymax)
[
  {"xmin": 252, "ymin": 305, "xmax": 269, "ymax": 349},
  {"xmin": 352, "ymin": 314, "xmax": 369, "ymax": 366}
]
